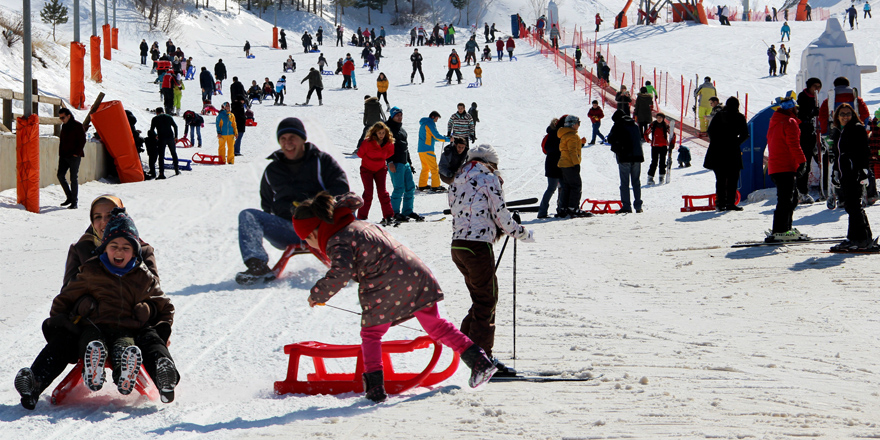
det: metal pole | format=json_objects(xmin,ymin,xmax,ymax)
[
  {"xmin": 112, "ymin": 0, "xmax": 116, "ymax": 28},
  {"xmin": 91, "ymin": 0, "xmax": 97, "ymax": 36},
  {"xmin": 104, "ymin": 0, "xmax": 108, "ymax": 24},
  {"xmin": 23, "ymin": 0, "xmax": 32, "ymax": 118},
  {"xmin": 74, "ymin": 0, "xmax": 80, "ymax": 42}
]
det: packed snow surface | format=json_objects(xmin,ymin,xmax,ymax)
[{"xmin": 1, "ymin": 0, "xmax": 880, "ymax": 438}]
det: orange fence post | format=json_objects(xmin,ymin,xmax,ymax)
[
  {"xmin": 273, "ymin": 27, "xmax": 279, "ymax": 49},
  {"xmin": 102, "ymin": 24, "xmax": 111, "ymax": 60},
  {"xmin": 16, "ymin": 114, "xmax": 40, "ymax": 213},
  {"xmin": 679, "ymin": 83, "xmax": 685, "ymax": 148},
  {"xmin": 70, "ymin": 42, "xmax": 86, "ymax": 109},
  {"xmin": 90, "ymin": 35, "xmax": 102, "ymax": 83},
  {"xmin": 91, "ymin": 101, "xmax": 145, "ymax": 183},
  {"xmin": 111, "ymin": 27, "xmax": 118, "ymax": 49},
  {"xmin": 744, "ymin": 93, "xmax": 749, "ymax": 119}
]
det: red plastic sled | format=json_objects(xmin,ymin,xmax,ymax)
[
  {"xmin": 580, "ymin": 199, "xmax": 623, "ymax": 214},
  {"xmin": 681, "ymin": 191, "xmax": 741, "ymax": 212},
  {"xmin": 245, "ymin": 119, "xmax": 258, "ymax": 127},
  {"xmin": 201, "ymin": 105, "xmax": 219, "ymax": 116},
  {"xmin": 192, "ymin": 152, "xmax": 224, "ymax": 164},
  {"xmin": 274, "ymin": 335, "xmax": 460, "ymax": 396},
  {"xmin": 176, "ymin": 137, "xmax": 193, "ymax": 148},
  {"xmin": 51, "ymin": 358, "xmax": 159, "ymax": 405}
]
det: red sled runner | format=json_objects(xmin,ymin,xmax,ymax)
[
  {"xmin": 192, "ymin": 153, "xmax": 224, "ymax": 164},
  {"xmin": 176, "ymin": 137, "xmax": 193, "ymax": 148},
  {"xmin": 201, "ymin": 105, "xmax": 219, "ymax": 116},
  {"xmin": 51, "ymin": 358, "xmax": 159, "ymax": 405}
]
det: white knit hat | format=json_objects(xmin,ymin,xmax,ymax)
[{"xmin": 467, "ymin": 144, "xmax": 499, "ymax": 165}]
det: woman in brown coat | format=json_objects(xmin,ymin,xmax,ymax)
[{"xmin": 293, "ymin": 192, "xmax": 498, "ymax": 403}]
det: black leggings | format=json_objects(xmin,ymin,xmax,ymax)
[
  {"xmin": 647, "ymin": 146, "xmax": 668, "ymax": 177},
  {"xmin": 771, "ymin": 172, "xmax": 797, "ymax": 233},
  {"xmin": 306, "ymin": 87, "xmax": 322, "ymax": 101},
  {"xmin": 377, "ymin": 91, "xmax": 388, "ymax": 106}
]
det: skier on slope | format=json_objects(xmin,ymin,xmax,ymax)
[
  {"xmin": 294, "ymin": 192, "xmax": 499, "ymax": 403},
  {"xmin": 235, "ymin": 118, "xmax": 349, "ymax": 285}
]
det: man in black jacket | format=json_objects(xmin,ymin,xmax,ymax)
[
  {"xmin": 139, "ymin": 39, "xmax": 149, "ymax": 65},
  {"xmin": 149, "ymin": 107, "xmax": 179, "ymax": 179},
  {"xmin": 300, "ymin": 67, "xmax": 324, "ymax": 106},
  {"xmin": 199, "ymin": 67, "xmax": 215, "ymax": 104},
  {"xmin": 410, "ymin": 49, "xmax": 424, "ymax": 84},
  {"xmin": 231, "ymin": 97, "xmax": 247, "ymax": 156},
  {"xmin": 236, "ymin": 118, "xmax": 350, "ymax": 285},
  {"xmin": 57, "ymin": 108, "xmax": 86, "ymax": 208},
  {"xmin": 385, "ymin": 107, "xmax": 421, "ymax": 222},
  {"xmin": 796, "ymin": 77, "xmax": 822, "ymax": 203},
  {"xmin": 607, "ymin": 110, "xmax": 645, "ymax": 213},
  {"xmin": 214, "ymin": 59, "xmax": 227, "ymax": 91},
  {"xmin": 229, "ymin": 76, "xmax": 246, "ymax": 103}
]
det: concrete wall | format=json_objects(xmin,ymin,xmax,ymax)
[{"xmin": 0, "ymin": 133, "xmax": 111, "ymax": 192}]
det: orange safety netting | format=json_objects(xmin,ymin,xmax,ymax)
[
  {"xmin": 70, "ymin": 42, "xmax": 86, "ymax": 109},
  {"xmin": 273, "ymin": 27, "xmax": 279, "ymax": 49},
  {"xmin": 16, "ymin": 114, "xmax": 40, "ymax": 213},
  {"xmin": 90, "ymin": 35, "xmax": 102, "ymax": 82},
  {"xmin": 102, "ymin": 24, "xmax": 111, "ymax": 60},
  {"xmin": 91, "ymin": 101, "xmax": 144, "ymax": 183},
  {"xmin": 112, "ymin": 27, "xmax": 118, "ymax": 49}
]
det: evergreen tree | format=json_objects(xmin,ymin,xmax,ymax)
[
  {"xmin": 451, "ymin": 0, "xmax": 467, "ymax": 22},
  {"xmin": 40, "ymin": 0, "xmax": 68, "ymax": 42},
  {"xmin": 354, "ymin": 0, "xmax": 387, "ymax": 24}
]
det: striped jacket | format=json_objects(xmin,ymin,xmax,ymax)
[{"xmin": 447, "ymin": 111, "xmax": 475, "ymax": 141}]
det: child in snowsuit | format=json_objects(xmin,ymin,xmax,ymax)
[
  {"xmin": 294, "ymin": 192, "xmax": 498, "ymax": 403},
  {"xmin": 172, "ymin": 81, "xmax": 184, "ymax": 116},
  {"xmin": 678, "ymin": 145, "xmax": 692, "ymax": 167},
  {"xmin": 474, "ymin": 63, "xmax": 482, "ymax": 86},
  {"xmin": 14, "ymin": 208, "xmax": 179, "ymax": 410},
  {"xmin": 645, "ymin": 113, "xmax": 671, "ymax": 184},
  {"xmin": 356, "ymin": 122, "xmax": 396, "ymax": 223}
]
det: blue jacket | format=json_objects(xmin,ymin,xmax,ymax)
[
  {"xmin": 417, "ymin": 117, "xmax": 449, "ymax": 153},
  {"xmin": 216, "ymin": 109, "xmax": 237, "ymax": 136}
]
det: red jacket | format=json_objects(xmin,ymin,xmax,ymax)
[
  {"xmin": 342, "ymin": 59, "xmax": 355, "ymax": 75},
  {"xmin": 645, "ymin": 121, "xmax": 669, "ymax": 147},
  {"xmin": 357, "ymin": 138, "xmax": 394, "ymax": 172},
  {"xmin": 587, "ymin": 107, "xmax": 604, "ymax": 123},
  {"xmin": 818, "ymin": 87, "xmax": 870, "ymax": 134},
  {"xmin": 596, "ymin": 15, "xmax": 603, "ymax": 25},
  {"xmin": 767, "ymin": 109, "xmax": 805, "ymax": 174},
  {"xmin": 495, "ymin": 39, "xmax": 504, "ymax": 51},
  {"xmin": 161, "ymin": 72, "xmax": 178, "ymax": 89},
  {"xmin": 506, "ymin": 38, "xmax": 515, "ymax": 49},
  {"xmin": 448, "ymin": 53, "xmax": 461, "ymax": 69}
]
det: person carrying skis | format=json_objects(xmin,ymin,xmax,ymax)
[
  {"xmin": 829, "ymin": 103, "xmax": 878, "ymax": 251},
  {"xmin": 447, "ymin": 145, "xmax": 534, "ymax": 377},
  {"xmin": 557, "ymin": 115, "xmax": 593, "ymax": 218},
  {"xmin": 446, "ymin": 49, "xmax": 463, "ymax": 84},
  {"xmin": 410, "ymin": 48, "xmax": 424, "ymax": 84},
  {"xmin": 294, "ymin": 192, "xmax": 499, "ymax": 403},
  {"xmin": 417, "ymin": 111, "xmax": 450, "ymax": 191},
  {"xmin": 819, "ymin": 77, "xmax": 871, "ymax": 135},
  {"xmin": 301, "ymin": 68, "xmax": 324, "ymax": 106},
  {"xmin": 796, "ymin": 78, "xmax": 822, "ymax": 203},
  {"xmin": 235, "ymin": 118, "xmax": 349, "ymax": 285},
  {"xmin": 766, "ymin": 91, "xmax": 806, "ymax": 242},
  {"xmin": 216, "ymin": 102, "xmax": 238, "ymax": 165},
  {"xmin": 15, "ymin": 207, "xmax": 179, "ymax": 410},
  {"xmin": 607, "ymin": 109, "xmax": 645, "ymax": 213},
  {"xmin": 705, "ymin": 97, "xmax": 749, "ymax": 211},
  {"xmin": 695, "ymin": 76, "xmax": 717, "ymax": 134},
  {"xmin": 644, "ymin": 112, "xmax": 670, "ymax": 185}
]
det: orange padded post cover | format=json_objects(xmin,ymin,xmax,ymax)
[
  {"xmin": 90, "ymin": 36, "xmax": 102, "ymax": 82},
  {"xmin": 16, "ymin": 114, "xmax": 40, "ymax": 213},
  {"xmin": 795, "ymin": 0, "xmax": 808, "ymax": 20},
  {"xmin": 70, "ymin": 42, "xmax": 86, "ymax": 109},
  {"xmin": 273, "ymin": 27, "xmax": 279, "ymax": 49},
  {"xmin": 696, "ymin": 0, "xmax": 709, "ymax": 24},
  {"xmin": 111, "ymin": 27, "xmax": 118, "ymax": 49},
  {"xmin": 91, "ymin": 101, "xmax": 144, "ymax": 183},
  {"xmin": 102, "ymin": 24, "xmax": 111, "ymax": 60}
]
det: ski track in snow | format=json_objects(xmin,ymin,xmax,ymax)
[{"xmin": 2, "ymin": 0, "xmax": 880, "ymax": 438}]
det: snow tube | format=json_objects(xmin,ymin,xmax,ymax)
[
  {"xmin": 102, "ymin": 24, "xmax": 111, "ymax": 60},
  {"xmin": 90, "ymin": 35, "xmax": 102, "ymax": 82},
  {"xmin": 273, "ymin": 27, "xmax": 279, "ymax": 49},
  {"xmin": 16, "ymin": 114, "xmax": 40, "ymax": 213},
  {"xmin": 91, "ymin": 101, "xmax": 144, "ymax": 183},
  {"xmin": 111, "ymin": 27, "xmax": 118, "ymax": 49},
  {"xmin": 70, "ymin": 42, "xmax": 86, "ymax": 109}
]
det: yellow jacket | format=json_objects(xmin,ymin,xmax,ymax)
[
  {"xmin": 474, "ymin": 67, "xmax": 482, "ymax": 78},
  {"xmin": 377, "ymin": 79, "xmax": 389, "ymax": 93},
  {"xmin": 557, "ymin": 126, "xmax": 582, "ymax": 168}
]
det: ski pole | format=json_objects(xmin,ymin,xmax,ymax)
[
  {"xmin": 512, "ymin": 212, "xmax": 518, "ymax": 364},
  {"xmin": 316, "ymin": 303, "xmax": 425, "ymax": 333}
]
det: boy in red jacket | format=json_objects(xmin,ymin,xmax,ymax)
[
  {"xmin": 766, "ymin": 91, "xmax": 807, "ymax": 242},
  {"xmin": 587, "ymin": 100, "xmax": 607, "ymax": 144}
]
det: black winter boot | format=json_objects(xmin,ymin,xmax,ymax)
[
  {"xmin": 15, "ymin": 368, "xmax": 40, "ymax": 410},
  {"xmin": 235, "ymin": 258, "xmax": 275, "ymax": 285},
  {"xmin": 362, "ymin": 370, "xmax": 387, "ymax": 403},
  {"xmin": 155, "ymin": 357, "xmax": 179, "ymax": 403},
  {"xmin": 460, "ymin": 344, "xmax": 498, "ymax": 388}
]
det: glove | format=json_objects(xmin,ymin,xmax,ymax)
[
  {"xmin": 411, "ymin": 167, "xmax": 417, "ymax": 175},
  {"xmin": 520, "ymin": 229, "xmax": 535, "ymax": 243},
  {"xmin": 69, "ymin": 295, "xmax": 96, "ymax": 323},
  {"xmin": 859, "ymin": 169, "xmax": 870, "ymax": 186},
  {"xmin": 133, "ymin": 302, "xmax": 154, "ymax": 326}
]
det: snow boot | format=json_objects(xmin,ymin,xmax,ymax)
[
  {"xmin": 764, "ymin": 228, "xmax": 809, "ymax": 243},
  {"xmin": 379, "ymin": 216, "xmax": 397, "ymax": 226},
  {"xmin": 430, "ymin": 186, "xmax": 448, "ymax": 193},
  {"xmin": 393, "ymin": 213, "xmax": 410, "ymax": 223},
  {"xmin": 659, "ymin": 174, "xmax": 665, "ymax": 183},
  {"xmin": 155, "ymin": 357, "xmax": 179, "ymax": 403},
  {"xmin": 647, "ymin": 176, "xmax": 655, "ymax": 185},
  {"xmin": 460, "ymin": 344, "xmax": 498, "ymax": 387},
  {"xmin": 799, "ymin": 193, "xmax": 815, "ymax": 204},
  {"xmin": 82, "ymin": 340, "xmax": 107, "ymax": 392},
  {"xmin": 15, "ymin": 368, "xmax": 39, "ymax": 410},
  {"xmin": 407, "ymin": 212, "xmax": 425, "ymax": 222},
  {"xmin": 319, "ymin": 99, "xmax": 323, "ymax": 106},
  {"xmin": 304, "ymin": 99, "xmax": 310, "ymax": 105},
  {"xmin": 362, "ymin": 370, "xmax": 387, "ymax": 403},
  {"xmin": 114, "ymin": 345, "xmax": 143, "ymax": 396},
  {"xmin": 491, "ymin": 357, "xmax": 518, "ymax": 377},
  {"xmin": 235, "ymin": 258, "xmax": 275, "ymax": 285}
]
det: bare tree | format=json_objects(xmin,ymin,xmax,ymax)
[{"xmin": 529, "ymin": 0, "xmax": 547, "ymax": 22}]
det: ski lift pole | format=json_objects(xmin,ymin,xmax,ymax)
[
  {"xmin": 23, "ymin": 0, "xmax": 32, "ymax": 118},
  {"xmin": 512, "ymin": 212, "xmax": 518, "ymax": 362}
]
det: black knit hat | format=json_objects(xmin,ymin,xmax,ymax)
[
  {"xmin": 277, "ymin": 117, "xmax": 307, "ymax": 142},
  {"xmin": 96, "ymin": 207, "xmax": 141, "ymax": 257}
]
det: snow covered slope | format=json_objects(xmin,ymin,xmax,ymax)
[{"xmin": 1, "ymin": 0, "xmax": 880, "ymax": 438}]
